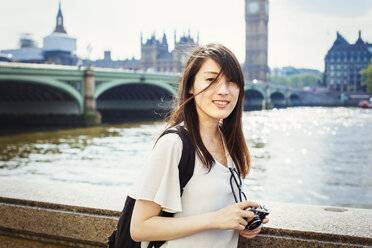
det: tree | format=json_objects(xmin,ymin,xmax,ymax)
[
  {"xmin": 269, "ymin": 73, "xmax": 321, "ymax": 88},
  {"xmin": 269, "ymin": 75, "xmax": 289, "ymax": 86},
  {"xmin": 289, "ymin": 74, "xmax": 301, "ymax": 88},
  {"xmin": 361, "ymin": 64, "xmax": 372, "ymax": 93},
  {"xmin": 300, "ymin": 73, "xmax": 318, "ymax": 87}
]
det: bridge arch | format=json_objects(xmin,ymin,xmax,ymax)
[
  {"xmin": 270, "ymin": 91, "xmax": 286, "ymax": 108},
  {"xmin": 95, "ymin": 79, "xmax": 177, "ymax": 99},
  {"xmin": 289, "ymin": 93, "xmax": 301, "ymax": 106},
  {"xmin": 244, "ymin": 85, "xmax": 266, "ymax": 98},
  {"xmin": 0, "ymin": 77, "xmax": 83, "ymax": 114},
  {"xmin": 95, "ymin": 80, "xmax": 176, "ymax": 122},
  {"xmin": 244, "ymin": 89, "xmax": 264, "ymax": 110}
]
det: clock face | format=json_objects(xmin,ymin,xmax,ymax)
[{"xmin": 247, "ymin": 1, "xmax": 259, "ymax": 14}]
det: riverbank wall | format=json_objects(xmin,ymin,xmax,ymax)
[
  {"xmin": 0, "ymin": 111, "xmax": 101, "ymax": 127},
  {"xmin": 0, "ymin": 178, "xmax": 371, "ymax": 248},
  {"xmin": 0, "ymin": 104, "xmax": 368, "ymax": 128},
  {"xmin": 298, "ymin": 91, "xmax": 372, "ymax": 107}
]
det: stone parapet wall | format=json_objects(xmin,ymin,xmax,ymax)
[
  {"xmin": 0, "ymin": 178, "xmax": 371, "ymax": 248},
  {"xmin": 0, "ymin": 197, "xmax": 116, "ymax": 247}
]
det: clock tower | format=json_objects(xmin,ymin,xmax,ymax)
[{"xmin": 245, "ymin": 0, "xmax": 269, "ymax": 82}]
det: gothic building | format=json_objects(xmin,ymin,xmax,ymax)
[
  {"xmin": 324, "ymin": 31, "xmax": 372, "ymax": 92},
  {"xmin": 245, "ymin": 0, "xmax": 269, "ymax": 82},
  {"xmin": 140, "ymin": 32, "xmax": 198, "ymax": 73},
  {"xmin": 93, "ymin": 32, "xmax": 198, "ymax": 73}
]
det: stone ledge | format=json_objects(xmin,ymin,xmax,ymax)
[
  {"xmin": 0, "ymin": 197, "xmax": 119, "ymax": 217},
  {"xmin": 0, "ymin": 178, "xmax": 371, "ymax": 247},
  {"xmin": 0, "ymin": 228, "xmax": 105, "ymax": 248},
  {"xmin": 240, "ymin": 227, "xmax": 372, "ymax": 247},
  {"xmin": 1, "ymin": 197, "xmax": 371, "ymax": 248},
  {"xmin": 240, "ymin": 233, "xmax": 371, "ymax": 248},
  {"xmin": 0, "ymin": 199, "xmax": 117, "ymax": 247}
]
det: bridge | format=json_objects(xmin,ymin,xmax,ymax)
[{"xmin": 0, "ymin": 62, "xmax": 303, "ymax": 125}]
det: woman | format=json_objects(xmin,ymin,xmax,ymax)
[{"xmin": 129, "ymin": 43, "xmax": 268, "ymax": 247}]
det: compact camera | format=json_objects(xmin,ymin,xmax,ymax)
[{"xmin": 245, "ymin": 205, "xmax": 270, "ymax": 230}]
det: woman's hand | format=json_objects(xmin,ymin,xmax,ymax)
[
  {"xmin": 211, "ymin": 201, "xmax": 259, "ymax": 231},
  {"xmin": 239, "ymin": 216, "xmax": 269, "ymax": 239}
]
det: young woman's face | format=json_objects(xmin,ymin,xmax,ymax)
[{"xmin": 190, "ymin": 58, "xmax": 240, "ymax": 123}]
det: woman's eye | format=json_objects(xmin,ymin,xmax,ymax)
[{"xmin": 206, "ymin": 78, "xmax": 215, "ymax": 82}]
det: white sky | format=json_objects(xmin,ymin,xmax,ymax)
[{"xmin": 0, "ymin": 0, "xmax": 371, "ymax": 71}]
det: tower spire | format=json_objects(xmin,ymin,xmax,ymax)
[
  {"xmin": 355, "ymin": 30, "xmax": 364, "ymax": 45},
  {"xmin": 55, "ymin": 0, "xmax": 67, "ymax": 33}
]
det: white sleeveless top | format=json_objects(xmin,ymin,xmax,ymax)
[{"xmin": 128, "ymin": 131, "xmax": 241, "ymax": 248}]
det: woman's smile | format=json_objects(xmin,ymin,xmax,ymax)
[{"xmin": 212, "ymin": 100, "xmax": 230, "ymax": 108}]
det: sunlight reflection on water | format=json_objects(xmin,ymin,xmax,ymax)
[{"xmin": 0, "ymin": 107, "xmax": 371, "ymax": 208}]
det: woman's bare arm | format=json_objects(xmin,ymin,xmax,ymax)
[{"xmin": 130, "ymin": 199, "xmax": 258, "ymax": 242}]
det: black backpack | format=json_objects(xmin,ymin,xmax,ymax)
[{"xmin": 107, "ymin": 125, "xmax": 195, "ymax": 248}]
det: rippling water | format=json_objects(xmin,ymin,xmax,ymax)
[{"xmin": 0, "ymin": 107, "xmax": 371, "ymax": 209}]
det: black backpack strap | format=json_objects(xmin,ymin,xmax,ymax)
[
  {"xmin": 111, "ymin": 196, "xmax": 141, "ymax": 248},
  {"xmin": 159, "ymin": 126, "xmax": 195, "ymax": 195},
  {"xmin": 148, "ymin": 125, "xmax": 195, "ymax": 248}
]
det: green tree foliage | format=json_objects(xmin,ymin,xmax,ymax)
[
  {"xmin": 270, "ymin": 75, "xmax": 289, "ymax": 86},
  {"xmin": 269, "ymin": 73, "xmax": 320, "ymax": 88},
  {"xmin": 301, "ymin": 73, "xmax": 319, "ymax": 86},
  {"xmin": 289, "ymin": 74, "xmax": 301, "ymax": 88},
  {"xmin": 361, "ymin": 64, "xmax": 372, "ymax": 93}
]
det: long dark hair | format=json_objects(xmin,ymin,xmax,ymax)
[{"xmin": 160, "ymin": 43, "xmax": 250, "ymax": 178}]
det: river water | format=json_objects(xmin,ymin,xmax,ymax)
[{"xmin": 0, "ymin": 107, "xmax": 371, "ymax": 209}]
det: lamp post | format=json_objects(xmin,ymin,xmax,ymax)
[{"xmin": 86, "ymin": 43, "xmax": 93, "ymax": 69}]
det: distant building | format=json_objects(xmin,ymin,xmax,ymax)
[
  {"xmin": 324, "ymin": 31, "xmax": 372, "ymax": 92},
  {"xmin": 91, "ymin": 32, "xmax": 198, "ymax": 73},
  {"xmin": 42, "ymin": 2, "xmax": 77, "ymax": 65},
  {"xmin": 1, "ymin": 34, "xmax": 44, "ymax": 63},
  {"xmin": 245, "ymin": 0, "xmax": 269, "ymax": 82},
  {"xmin": 0, "ymin": 2, "xmax": 77, "ymax": 65},
  {"xmin": 271, "ymin": 66, "xmax": 320, "ymax": 77},
  {"xmin": 140, "ymin": 32, "xmax": 197, "ymax": 72},
  {"xmin": 0, "ymin": 53, "xmax": 13, "ymax": 62},
  {"xmin": 90, "ymin": 50, "xmax": 141, "ymax": 70}
]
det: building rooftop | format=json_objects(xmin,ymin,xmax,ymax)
[{"xmin": 1, "ymin": 47, "xmax": 43, "ymax": 62}]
